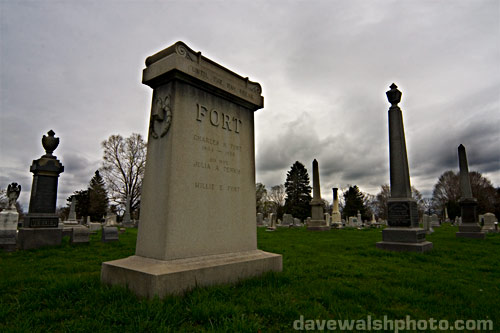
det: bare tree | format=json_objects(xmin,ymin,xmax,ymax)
[
  {"xmin": 101, "ymin": 133, "xmax": 146, "ymax": 215},
  {"xmin": 432, "ymin": 170, "xmax": 498, "ymax": 218}
]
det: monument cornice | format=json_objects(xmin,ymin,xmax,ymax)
[{"xmin": 143, "ymin": 41, "xmax": 263, "ymax": 110}]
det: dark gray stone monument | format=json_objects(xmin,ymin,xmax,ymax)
[
  {"xmin": 307, "ymin": 159, "xmax": 329, "ymax": 231},
  {"xmin": 102, "ymin": 226, "xmax": 119, "ymax": 242},
  {"xmin": 18, "ymin": 130, "xmax": 64, "ymax": 250},
  {"xmin": 456, "ymin": 144, "xmax": 485, "ymax": 239},
  {"xmin": 376, "ymin": 84, "xmax": 432, "ymax": 252}
]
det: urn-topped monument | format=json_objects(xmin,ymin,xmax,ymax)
[
  {"xmin": 18, "ymin": 130, "xmax": 64, "ymax": 249},
  {"xmin": 376, "ymin": 84, "xmax": 432, "ymax": 252},
  {"xmin": 0, "ymin": 182, "xmax": 21, "ymax": 251}
]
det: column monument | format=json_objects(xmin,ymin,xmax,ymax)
[
  {"xmin": 376, "ymin": 84, "xmax": 432, "ymax": 252},
  {"xmin": 307, "ymin": 159, "xmax": 329, "ymax": 231},
  {"xmin": 19, "ymin": 130, "xmax": 64, "ymax": 249},
  {"xmin": 455, "ymin": 144, "xmax": 485, "ymax": 239}
]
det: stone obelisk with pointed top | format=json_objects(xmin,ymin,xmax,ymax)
[
  {"xmin": 456, "ymin": 144, "xmax": 485, "ymax": 239},
  {"xmin": 376, "ymin": 84, "xmax": 432, "ymax": 252},
  {"xmin": 307, "ymin": 159, "xmax": 329, "ymax": 231}
]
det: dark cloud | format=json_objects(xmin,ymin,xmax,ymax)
[{"xmin": 1, "ymin": 0, "xmax": 499, "ymax": 210}]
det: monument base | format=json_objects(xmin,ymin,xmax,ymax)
[
  {"xmin": 101, "ymin": 250, "xmax": 282, "ymax": 298},
  {"xmin": 376, "ymin": 227, "xmax": 433, "ymax": 253},
  {"xmin": 17, "ymin": 228, "xmax": 62, "ymax": 250},
  {"xmin": 0, "ymin": 230, "xmax": 17, "ymax": 251},
  {"xmin": 376, "ymin": 241, "xmax": 433, "ymax": 252},
  {"xmin": 456, "ymin": 224, "xmax": 485, "ymax": 239},
  {"xmin": 307, "ymin": 219, "xmax": 330, "ymax": 231}
]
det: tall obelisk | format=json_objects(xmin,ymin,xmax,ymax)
[
  {"xmin": 307, "ymin": 159, "xmax": 329, "ymax": 231},
  {"xmin": 376, "ymin": 84, "xmax": 432, "ymax": 252},
  {"xmin": 456, "ymin": 145, "xmax": 485, "ymax": 239}
]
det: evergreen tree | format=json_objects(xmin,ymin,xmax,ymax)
[
  {"xmin": 343, "ymin": 185, "xmax": 367, "ymax": 220},
  {"xmin": 284, "ymin": 161, "xmax": 312, "ymax": 221},
  {"xmin": 88, "ymin": 170, "xmax": 109, "ymax": 222},
  {"xmin": 67, "ymin": 190, "xmax": 90, "ymax": 219}
]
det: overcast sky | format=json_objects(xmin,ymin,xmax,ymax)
[{"xmin": 1, "ymin": 0, "xmax": 499, "ymax": 210}]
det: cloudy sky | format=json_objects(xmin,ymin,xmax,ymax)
[{"xmin": 1, "ymin": 0, "xmax": 499, "ymax": 210}]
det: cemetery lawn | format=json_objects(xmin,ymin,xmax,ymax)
[{"xmin": 1, "ymin": 225, "xmax": 499, "ymax": 332}]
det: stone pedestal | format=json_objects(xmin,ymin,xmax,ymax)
[
  {"xmin": 101, "ymin": 42, "xmax": 282, "ymax": 298},
  {"xmin": 455, "ymin": 197, "xmax": 485, "ymax": 239},
  {"xmin": 0, "ymin": 209, "xmax": 18, "ymax": 251},
  {"xmin": 376, "ymin": 228, "xmax": 433, "ymax": 252},
  {"xmin": 377, "ymin": 198, "xmax": 432, "ymax": 252},
  {"xmin": 18, "ymin": 228, "xmax": 62, "ymax": 250}
]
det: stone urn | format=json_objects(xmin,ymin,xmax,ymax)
[{"xmin": 42, "ymin": 130, "xmax": 60, "ymax": 156}]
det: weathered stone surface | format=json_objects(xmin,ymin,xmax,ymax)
[
  {"xmin": 101, "ymin": 42, "xmax": 281, "ymax": 297},
  {"xmin": 482, "ymin": 213, "xmax": 498, "ymax": 232},
  {"xmin": 102, "ymin": 250, "xmax": 282, "ymax": 298},
  {"xmin": 376, "ymin": 241, "xmax": 433, "ymax": 253},
  {"xmin": 102, "ymin": 226, "xmax": 119, "ymax": 242},
  {"xmin": 70, "ymin": 227, "xmax": 90, "ymax": 244},
  {"xmin": 88, "ymin": 222, "xmax": 102, "ymax": 233},
  {"xmin": 256, "ymin": 213, "xmax": 264, "ymax": 226},
  {"xmin": 18, "ymin": 228, "xmax": 62, "ymax": 250}
]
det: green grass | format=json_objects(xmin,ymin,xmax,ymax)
[{"xmin": 1, "ymin": 225, "xmax": 499, "ymax": 332}]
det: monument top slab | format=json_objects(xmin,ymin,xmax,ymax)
[{"xmin": 143, "ymin": 41, "xmax": 263, "ymax": 109}]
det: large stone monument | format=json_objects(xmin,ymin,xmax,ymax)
[
  {"xmin": 456, "ymin": 145, "xmax": 485, "ymax": 239},
  {"xmin": 376, "ymin": 84, "xmax": 432, "ymax": 252},
  {"xmin": 18, "ymin": 130, "xmax": 64, "ymax": 250},
  {"xmin": 0, "ymin": 182, "xmax": 21, "ymax": 251},
  {"xmin": 101, "ymin": 41, "xmax": 282, "ymax": 298},
  {"xmin": 307, "ymin": 159, "xmax": 329, "ymax": 231}
]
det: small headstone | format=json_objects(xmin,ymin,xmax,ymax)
[
  {"xmin": 70, "ymin": 227, "xmax": 90, "ymax": 244},
  {"xmin": 293, "ymin": 218, "xmax": 303, "ymax": 227},
  {"xmin": 256, "ymin": 213, "xmax": 264, "ymax": 226},
  {"xmin": 430, "ymin": 214, "xmax": 440, "ymax": 227},
  {"xmin": 324, "ymin": 213, "xmax": 331, "ymax": 226},
  {"xmin": 282, "ymin": 214, "xmax": 294, "ymax": 226},
  {"xmin": 104, "ymin": 210, "xmax": 118, "ymax": 227},
  {"xmin": 88, "ymin": 222, "xmax": 102, "ymax": 233},
  {"xmin": 102, "ymin": 227, "xmax": 119, "ymax": 242},
  {"xmin": 422, "ymin": 214, "xmax": 434, "ymax": 234},
  {"xmin": 482, "ymin": 213, "xmax": 498, "ymax": 232}
]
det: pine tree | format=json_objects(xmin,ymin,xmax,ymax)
[
  {"xmin": 88, "ymin": 170, "xmax": 109, "ymax": 222},
  {"xmin": 67, "ymin": 190, "xmax": 90, "ymax": 219},
  {"xmin": 343, "ymin": 185, "xmax": 367, "ymax": 220},
  {"xmin": 284, "ymin": 161, "xmax": 312, "ymax": 221}
]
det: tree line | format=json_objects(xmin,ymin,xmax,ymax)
[
  {"xmin": 12, "ymin": 132, "xmax": 491, "ymax": 223},
  {"xmin": 257, "ymin": 161, "xmax": 500, "ymax": 222}
]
